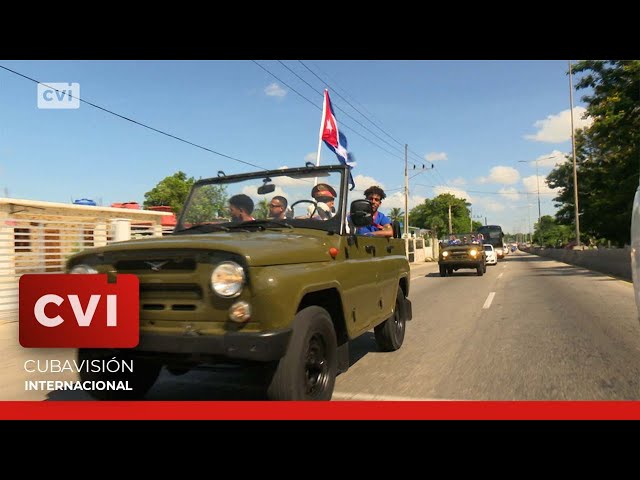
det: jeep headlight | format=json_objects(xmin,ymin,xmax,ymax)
[
  {"xmin": 69, "ymin": 264, "xmax": 98, "ymax": 274},
  {"xmin": 211, "ymin": 261, "xmax": 245, "ymax": 298},
  {"xmin": 442, "ymin": 251, "xmax": 449, "ymax": 257},
  {"xmin": 469, "ymin": 249, "xmax": 478, "ymax": 257}
]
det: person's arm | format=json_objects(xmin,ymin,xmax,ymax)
[
  {"xmin": 370, "ymin": 224, "xmax": 393, "ymax": 237},
  {"xmin": 371, "ymin": 213, "xmax": 393, "ymax": 237}
]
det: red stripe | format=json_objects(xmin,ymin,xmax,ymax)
[{"xmin": 2, "ymin": 401, "xmax": 640, "ymax": 420}]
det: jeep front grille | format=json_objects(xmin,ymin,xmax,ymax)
[{"xmin": 115, "ymin": 258, "xmax": 197, "ymax": 272}]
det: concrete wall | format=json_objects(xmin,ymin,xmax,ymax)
[{"xmin": 529, "ymin": 247, "xmax": 632, "ymax": 281}]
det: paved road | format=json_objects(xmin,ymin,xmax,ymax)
[{"xmin": 3, "ymin": 251, "xmax": 640, "ymax": 401}]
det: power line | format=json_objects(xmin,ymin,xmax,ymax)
[
  {"xmin": 282, "ymin": 61, "xmax": 412, "ymax": 160},
  {"xmin": 252, "ymin": 60, "xmax": 406, "ymax": 162},
  {"xmin": 0, "ymin": 64, "xmax": 268, "ymax": 171},
  {"xmin": 413, "ymin": 183, "xmax": 558, "ymax": 196},
  {"xmin": 297, "ymin": 60, "xmax": 435, "ymax": 170}
]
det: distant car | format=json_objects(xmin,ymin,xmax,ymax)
[
  {"xmin": 631, "ymin": 181, "xmax": 640, "ymax": 319},
  {"xmin": 483, "ymin": 244, "xmax": 497, "ymax": 265}
]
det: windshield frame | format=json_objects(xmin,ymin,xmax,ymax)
[{"xmin": 174, "ymin": 164, "xmax": 351, "ymax": 235}]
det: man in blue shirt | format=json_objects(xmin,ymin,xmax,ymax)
[{"xmin": 357, "ymin": 186, "xmax": 393, "ymax": 237}]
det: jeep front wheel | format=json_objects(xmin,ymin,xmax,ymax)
[
  {"xmin": 374, "ymin": 287, "xmax": 407, "ymax": 352},
  {"xmin": 267, "ymin": 306, "xmax": 337, "ymax": 401},
  {"xmin": 77, "ymin": 349, "xmax": 161, "ymax": 400}
]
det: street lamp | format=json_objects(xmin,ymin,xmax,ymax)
[
  {"xmin": 569, "ymin": 60, "xmax": 581, "ymax": 247},
  {"xmin": 518, "ymin": 159, "xmax": 544, "ymax": 227}
]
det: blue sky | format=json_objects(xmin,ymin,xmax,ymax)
[{"xmin": 0, "ymin": 60, "xmax": 591, "ymax": 234}]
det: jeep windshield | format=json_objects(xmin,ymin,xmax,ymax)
[
  {"xmin": 441, "ymin": 233, "xmax": 483, "ymax": 246},
  {"xmin": 174, "ymin": 165, "xmax": 347, "ymax": 235}
]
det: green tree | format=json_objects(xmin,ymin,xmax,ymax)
[
  {"xmin": 409, "ymin": 193, "xmax": 470, "ymax": 237},
  {"xmin": 143, "ymin": 171, "xmax": 194, "ymax": 216},
  {"xmin": 533, "ymin": 215, "xmax": 573, "ymax": 247},
  {"xmin": 254, "ymin": 199, "xmax": 270, "ymax": 219},
  {"xmin": 547, "ymin": 60, "xmax": 640, "ymax": 246},
  {"xmin": 181, "ymin": 184, "xmax": 228, "ymax": 224},
  {"xmin": 388, "ymin": 207, "xmax": 404, "ymax": 223}
]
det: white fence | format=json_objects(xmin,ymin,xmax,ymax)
[{"xmin": 0, "ymin": 217, "xmax": 169, "ymax": 318}]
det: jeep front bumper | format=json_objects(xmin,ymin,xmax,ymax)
[{"xmin": 134, "ymin": 329, "xmax": 292, "ymax": 362}]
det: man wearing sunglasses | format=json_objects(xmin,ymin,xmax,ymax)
[
  {"xmin": 357, "ymin": 186, "xmax": 393, "ymax": 237},
  {"xmin": 268, "ymin": 196, "xmax": 288, "ymax": 220}
]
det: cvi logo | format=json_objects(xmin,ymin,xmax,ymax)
[
  {"xmin": 19, "ymin": 274, "xmax": 139, "ymax": 348},
  {"xmin": 37, "ymin": 82, "xmax": 80, "ymax": 109}
]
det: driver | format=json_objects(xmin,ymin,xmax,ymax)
[{"xmin": 308, "ymin": 183, "xmax": 337, "ymax": 220}]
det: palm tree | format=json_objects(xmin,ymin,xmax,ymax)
[
  {"xmin": 388, "ymin": 207, "xmax": 404, "ymax": 223},
  {"xmin": 254, "ymin": 199, "xmax": 269, "ymax": 219}
]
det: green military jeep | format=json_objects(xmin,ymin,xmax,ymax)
[
  {"xmin": 66, "ymin": 163, "xmax": 412, "ymax": 401},
  {"xmin": 438, "ymin": 233, "xmax": 487, "ymax": 277}
]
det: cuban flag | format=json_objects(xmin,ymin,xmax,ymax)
[{"xmin": 320, "ymin": 89, "xmax": 356, "ymax": 190}]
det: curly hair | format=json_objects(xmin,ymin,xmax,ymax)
[{"xmin": 363, "ymin": 185, "xmax": 386, "ymax": 200}]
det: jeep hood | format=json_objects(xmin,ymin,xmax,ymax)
[{"xmin": 80, "ymin": 231, "xmax": 334, "ymax": 267}]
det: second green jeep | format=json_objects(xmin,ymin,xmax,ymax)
[{"xmin": 66, "ymin": 163, "xmax": 412, "ymax": 401}]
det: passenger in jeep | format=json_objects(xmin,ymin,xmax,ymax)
[
  {"xmin": 357, "ymin": 186, "xmax": 393, "ymax": 238},
  {"xmin": 309, "ymin": 183, "xmax": 337, "ymax": 220},
  {"xmin": 229, "ymin": 194, "xmax": 255, "ymax": 222}
]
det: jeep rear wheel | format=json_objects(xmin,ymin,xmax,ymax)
[
  {"xmin": 267, "ymin": 306, "xmax": 337, "ymax": 401},
  {"xmin": 77, "ymin": 349, "xmax": 161, "ymax": 400},
  {"xmin": 374, "ymin": 287, "xmax": 407, "ymax": 352}
]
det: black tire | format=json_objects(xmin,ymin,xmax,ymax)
[
  {"xmin": 374, "ymin": 287, "xmax": 407, "ymax": 352},
  {"xmin": 483, "ymin": 262, "xmax": 487, "ymax": 273},
  {"xmin": 267, "ymin": 306, "xmax": 337, "ymax": 401},
  {"xmin": 447, "ymin": 267, "xmax": 453, "ymax": 275},
  {"xmin": 476, "ymin": 264, "xmax": 484, "ymax": 276},
  {"xmin": 439, "ymin": 265, "xmax": 447, "ymax": 277},
  {"xmin": 77, "ymin": 349, "xmax": 161, "ymax": 400}
]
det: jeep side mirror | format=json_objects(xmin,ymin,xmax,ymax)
[{"xmin": 350, "ymin": 199, "xmax": 373, "ymax": 227}]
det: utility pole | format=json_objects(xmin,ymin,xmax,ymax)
[
  {"xmin": 569, "ymin": 60, "xmax": 581, "ymax": 247},
  {"xmin": 448, "ymin": 204, "xmax": 453, "ymax": 235},
  {"xmin": 404, "ymin": 144, "xmax": 409, "ymax": 238},
  {"xmin": 535, "ymin": 157, "xmax": 541, "ymax": 225}
]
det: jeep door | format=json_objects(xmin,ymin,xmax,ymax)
[{"xmin": 340, "ymin": 235, "xmax": 384, "ymax": 337}]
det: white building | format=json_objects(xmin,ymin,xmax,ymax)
[{"xmin": 0, "ymin": 198, "xmax": 171, "ymax": 320}]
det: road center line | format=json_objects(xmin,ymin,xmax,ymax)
[{"xmin": 483, "ymin": 292, "xmax": 496, "ymax": 309}]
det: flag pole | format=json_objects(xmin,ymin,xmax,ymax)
[{"xmin": 316, "ymin": 89, "xmax": 328, "ymax": 167}]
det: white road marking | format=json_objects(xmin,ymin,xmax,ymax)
[
  {"xmin": 497, "ymin": 272, "xmax": 503, "ymax": 279},
  {"xmin": 483, "ymin": 292, "xmax": 496, "ymax": 309},
  {"xmin": 332, "ymin": 391, "xmax": 452, "ymax": 401}
]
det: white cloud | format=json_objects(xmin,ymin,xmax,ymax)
[
  {"xmin": 425, "ymin": 152, "xmax": 447, "ymax": 162},
  {"xmin": 450, "ymin": 177, "xmax": 466, "ymax": 186},
  {"xmin": 525, "ymin": 107, "xmax": 593, "ymax": 143},
  {"xmin": 264, "ymin": 83, "xmax": 287, "ymax": 98},
  {"xmin": 477, "ymin": 166, "xmax": 520, "ymax": 185},
  {"xmin": 498, "ymin": 186, "xmax": 521, "ymax": 202},
  {"xmin": 481, "ymin": 199, "xmax": 506, "ymax": 213},
  {"xmin": 522, "ymin": 175, "xmax": 557, "ymax": 196},
  {"xmin": 304, "ymin": 152, "xmax": 317, "ymax": 163},
  {"xmin": 382, "ymin": 192, "xmax": 426, "ymax": 212},
  {"xmin": 432, "ymin": 185, "xmax": 472, "ymax": 203},
  {"xmin": 351, "ymin": 174, "xmax": 385, "ymax": 196},
  {"xmin": 529, "ymin": 150, "xmax": 569, "ymax": 168}
]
